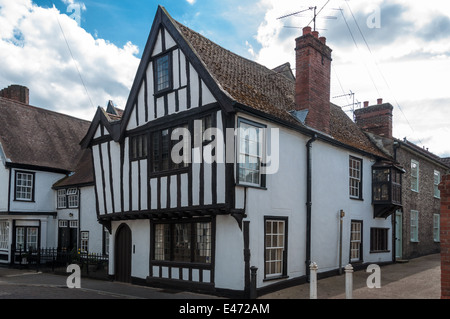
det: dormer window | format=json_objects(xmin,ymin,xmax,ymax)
[{"xmin": 154, "ymin": 53, "xmax": 172, "ymax": 94}]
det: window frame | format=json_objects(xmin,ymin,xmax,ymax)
[
  {"xmin": 434, "ymin": 214, "xmax": 440, "ymax": 242},
  {"xmin": 14, "ymin": 171, "xmax": 35, "ymax": 202},
  {"xmin": 411, "ymin": 160, "xmax": 419, "ymax": 192},
  {"xmin": 410, "ymin": 210, "xmax": 419, "ymax": 242},
  {"xmin": 57, "ymin": 188, "xmax": 79, "ymax": 209},
  {"xmin": 237, "ymin": 117, "xmax": 266, "ymax": 188},
  {"xmin": 15, "ymin": 226, "xmax": 39, "ymax": 251},
  {"xmin": 370, "ymin": 227, "xmax": 389, "ymax": 253},
  {"xmin": 264, "ymin": 216, "xmax": 288, "ymax": 280},
  {"xmin": 80, "ymin": 231, "xmax": 89, "ymax": 252},
  {"xmin": 153, "ymin": 52, "xmax": 173, "ymax": 95},
  {"xmin": 349, "ymin": 156, "xmax": 363, "ymax": 200},
  {"xmin": 434, "ymin": 170, "xmax": 441, "ymax": 198},
  {"xmin": 151, "ymin": 218, "xmax": 213, "ymax": 265},
  {"xmin": 350, "ymin": 220, "xmax": 363, "ymax": 262},
  {"xmin": 130, "ymin": 133, "xmax": 148, "ymax": 161}
]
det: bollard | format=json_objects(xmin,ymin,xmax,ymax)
[
  {"xmin": 250, "ymin": 266, "xmax": 258, "ymax": 299},
  {"xmin": 345, "ymin": 264, "xmax": 353, "ymax": 299},
  {"xmin": 309, "ymin": 262, "xmax": 318, "ymax": 299}
]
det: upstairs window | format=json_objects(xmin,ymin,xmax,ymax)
[
  {"xmin": 57, "ymin": 188, "xmax": 79, "ymax": 209},
  {"xmin": 151, "ymin": 125, "xmax": 189, "ymax": 173},
  {"xmin": 349, "ymin": 156, "xmax": 362, "ymax": 199},
  {"xmin": 434, "ymin": 170, "xmax": 441, "ymax": 198},
  {"xmin": 237, "ymin": 118, "xmax": 265, "ymax": 187},
  {"xmin": 154, "ymin": 53, "xmax": 172, "ymax": 93},
  {"xmin": 130, "ymin": 134, "xmax": 148, "ymax": 161},
  {"xmin": 15, "ymin": 171, "xmax": 34, "ymax": 201},
  {"xmin": 411, "ymin": 160, "xmax": 419, "ymax": 192}
]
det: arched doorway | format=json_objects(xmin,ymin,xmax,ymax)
[{"xmin": 115, "ymin": 224, "xmax": 132, "ymax": 283}]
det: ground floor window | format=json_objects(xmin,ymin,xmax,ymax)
[
  {"xmin": 433, "ymin": 214, "xmax": 440, "ymax": 242},
  {"xmin": 15, "ymin": 226, "xmax": 38, "ymax": 251},
  {"xmin": 153, "ymin": 219, "xmax": 212, "ymax": 264},
  {"xmin": 350, "ymin": 220, "xmax": 363, "ymax": 262},
  {"xmin": 264, "ymin": 217, "xmax": 287, "ymax": 278},
  {"xmin": 370, "ymin": 228, "xmax": 389, "ymax": 252},
  {"xmin": 80, "ymin": 231, "xmax": 89, "ymax": 252},
  {"xmin": 0, "ymin": 221, "xmax": 9, "ymax": 250}
]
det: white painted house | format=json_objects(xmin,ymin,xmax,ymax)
[
  {"xmin": 0, "ymin": 85, "xmax": 105, "ymax": 264},
  {"xmin": 81, "ymin": 6, "xmax": 403, "ymax": 297}
]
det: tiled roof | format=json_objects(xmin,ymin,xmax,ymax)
[
  {"xmin": 0, "ymin": 96, "xmax": 91, "ymax": 172},
  {"xmin": 173, "ymin": 19, "xmax": 388, "ymax": 158},
  {"xmin": 53, "ymin": 148, "xmax": 94, "ymax": 188}
]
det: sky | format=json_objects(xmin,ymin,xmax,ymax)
[{"xmin": 0, "ymin": 0, "xmax": 449, "ymax": 157}]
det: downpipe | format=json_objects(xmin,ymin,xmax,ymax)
[{"xmin": 305, "ymin": 134, "xmax": 317, "ymax": 282}]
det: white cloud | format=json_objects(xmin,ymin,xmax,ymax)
[
  {"xmin": 249, "ymin": 0, "xmax": 450, "ymax": 156},
  {"xmin": 186, "ymin": 0, "xmax": 196, "ymax": 5},
  {"xmin": 0, "ymin": 0, "xmax": 140, "ymax": 120}
]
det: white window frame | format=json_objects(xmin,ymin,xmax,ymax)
[
  {"xmin": 411, "ymin": 160, "xmax": 419, "ymax": 192},
  {"xmin": 349, "ymin": 157, "xmax": 362, "ymax": 199},
  {"xmin": 350, "ymin": 221, "xmax": 362, "ymax": 262},
  {"xmin": 264, "ymin": 219, "xmax": 286, "ymax": 278},
  {"xmin": 67, "ymin": 188, "xmax": 79, "ymax": 208},
  {"xmin": 237, "ymin": 118, "xmax": 265, "ymax": 187},
  {"xmin": 57, "ymin": 189, "xmax": 67, "ymax": 208},
  {"xmin": 434, "ymin": 214, "xmax": 440, "ymax": 242},
  {"xmin": 0, "ymin": 221, "xmax": 9, "ymax": 250},
  {"xmin": 80, "ymin": 231, "xmax": 89, "ymax": 252},
  {"xmin": 410, "ymin": 210, "xmax": 419, "ymax": 242},
  {"xmin": 15, "ymin": 171, "xmax": 34, "ymax": 201},
  {"xmin": 434, "ymin": 170, "xmax": 441, "ymax": 198}
]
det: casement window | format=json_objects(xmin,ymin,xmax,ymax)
[
  {"xmin": 434, "ymin": 214, "xmax": 440, "ymax": 242},
  {"xmin": 349, "ymin": 156, "xmax": 362, "ymax": 199},
  {"xmin": 264, "ymin": 217, "xmax": 287, "ymax": 278},
  {"xmin": 410, "ymin": 210, "xmax": 419, "ymax": 242},
  {"xmin": 237, "ymin": 118, "xmax": 265, "ymax": 187},
  {"xmin": 151, "ymin": 125, "xmax": 189, "ymax": 173},
  {"xmin": 153, "ymin": 220, "xmax": 212, "ymax": 264},
  {"xmin": 15, "ymin": 226, "xmax": 38, "ymax": 251},
  {"xmin": 434, "ymin": 170, "xmax": 441, "ymax": 198},
  {"xmin": 350, "ymin": 221, "xmax": 363, "ymax": 262},
  {"xmin": 370, "ymin": 228, "xmax": 389, "ymax": 252},
  {"xmin": 154, "ymin": 53, "xmax": 172, "ymax": 94},
  {"xmin": 130, "ymin": 134, "xmax": 148, "ymax": 161},
  {"xmin": 411, "ymin": 160, "xmax": 419, "ymax": 192},
  {"xmin": 0, "ymin": 221, "xmax": 9, "ymax": 250},
  {"xmin": 57, "ymin": 188, "xmax": 79, "ymax": 209},
  {"xmin": 15, "ymin": 171, "xmax": 34, "ymax": 201},
  {"xmin": 80, "ymin": 231, "xmax": 89, "ymax": 252}
]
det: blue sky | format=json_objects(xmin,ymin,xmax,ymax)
[{"xmin": 1, "ymin": 0, "xmax": 450, "ymax": 156}]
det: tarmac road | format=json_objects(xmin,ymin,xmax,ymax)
[{"xmin": 0, "ymin": 253, "xmax": 441, "ymax": 299}]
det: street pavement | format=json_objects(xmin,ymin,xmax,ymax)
[
  {"xmin": 260, "ymin": 253, "xmax": 441, "ymax": 299},
  {"xmin": 0, "ymin": 253, "xmax": 441, "ymax": 299}
]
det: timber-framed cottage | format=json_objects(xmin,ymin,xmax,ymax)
[{"xmin": 81, "ymin": 6, "xmax": 405, "ymax": 297}]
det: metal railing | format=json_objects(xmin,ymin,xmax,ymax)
[{"xmin": 10, "ymin": 246, "xmax": 109, "ymax": 279}]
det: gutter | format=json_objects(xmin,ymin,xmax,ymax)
[{"xmin": 305, "ymin": 134, "xmax": 317, "ymax": 282}]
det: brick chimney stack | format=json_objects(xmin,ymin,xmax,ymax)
[
  {"xmin": 354, "ymin": 99, "xmax": 393, "ymax": 138},
  {"xmin": 295, "ymin": 26, "xmax": 333, "ymax": 134},
  {"xmin": 0, "ymin": 85, "xmax": 29, "ymax": 104}
]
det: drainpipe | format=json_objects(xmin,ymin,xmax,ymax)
[{"xmin": 305, "ymin": 134, "xmax": 317, "ymax": 282}]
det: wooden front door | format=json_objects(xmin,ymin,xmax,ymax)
[{"xmin": 115, "ymin": 224, "xmax": 132, "ymax": 283}]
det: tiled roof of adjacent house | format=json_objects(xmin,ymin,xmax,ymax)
[
  {"xmin": 172, "ymin": 18, "xmax": 387, "ymax": 158},
  {"xmin": 0, "ymin": 96, "xmax": 91, "ymax": 172}
]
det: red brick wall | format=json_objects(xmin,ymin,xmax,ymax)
[
  {"xmin": 354, "ymin": 103, "xmax": 393, "ymax": 138},
  {"xmin": 439, "ymin": 174, "xmax": 450, "ymax": 299},
  {"xmin": 295, "ymin": 27, "xmax": 332, "ymax": 135}
]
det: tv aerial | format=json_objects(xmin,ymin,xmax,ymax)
[{"xmin": 277, "ymin": 2, "xmax": 336, "ymax": 31}]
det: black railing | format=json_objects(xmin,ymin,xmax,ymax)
[{"xmin": 10, "ymin": 247, "xmax": 109, "ymax": 279}]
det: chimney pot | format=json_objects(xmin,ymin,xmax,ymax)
[
  {"xmin": 312, "ymin": 31, "xmax": 319, "ymax": 38},
  {"xmin": 377, "ymin": 98, "xmax": 383, "ymax": 105},
  {"xmin": 364, "ymin": 101, "xmax": 369, "ymax": 108},
  {"xmin": 319, "ymin": 36, "xmax": 326, "ymax": 44},
  {"xmin": 302, "ymin": 26, "xmax": 312, "ymax": 36}
]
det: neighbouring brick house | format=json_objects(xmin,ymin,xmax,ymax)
[
  {"xmin": 439, "ymin": 174, "xmax": 450, "ymax": 299},
  {"xmin": 355, "ymin": 100, "xmax": 450, "ymax": 260}
]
